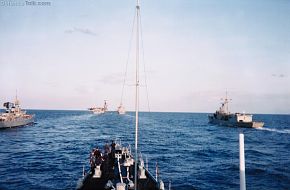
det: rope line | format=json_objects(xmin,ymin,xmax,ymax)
[
  {"xmin": 120, "ymin": 9, "xmax": 137, "ymax": 105},
  {"xmin": 139, "ymin": 12, "xmax": 151, "ymax": 112}
]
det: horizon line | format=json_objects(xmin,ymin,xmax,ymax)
[{"xmin": 3, "ymin": 108, "xmax": 288, "ymax": 115}]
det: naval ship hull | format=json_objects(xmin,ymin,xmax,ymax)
[
  {"xmin": 0, "ymin": 116, "xmax": 34, "ymax": 129},
  {"xmin": 208, "ymin": 117, "xmax": 264, "ymax": 128},
  {"xmin": 77, "ymin": 141, "xmax": 160, "ymax": 190},
  {"xmin": 78, "ymin": 167, "xmax": 158, "ymax": 190}
]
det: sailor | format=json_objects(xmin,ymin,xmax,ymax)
[
  {"xmin": 90, "ymin": 148, "xmax": 96, "ymax": 169},
  {"xmin": 90, "ymin": 156, "xmax": 95, "ymax": 170},
  {"xmin": 93, "ymin": 147, "xmax": 101, "ymax": 157},
  {"xmin": 111, "ymin": 141, "xmax": 116, "ymax": 150},
  {"xmin": 104, "ymin": 143, "xmax": 111, "ymax": 154}
]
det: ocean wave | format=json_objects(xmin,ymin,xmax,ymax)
[{"xmin": 1, "ymin": 111, "xmax": 289, "ymax": 189}]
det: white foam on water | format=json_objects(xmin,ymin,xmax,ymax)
[
  {"xmin": 70, "ymin": 114, "xmax": 94, "ymax": 121},
  {"xmin": 256, "ymin": 127, "xmax": 290, "ymax": 134}
]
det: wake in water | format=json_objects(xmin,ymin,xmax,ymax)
[
  {"xmin": 69, "ymin": 114, "xmax": 94, "ymax": 121},
  {"xmin": 256, "ymin": 127, "xmax": 290, "ymax": 134}
]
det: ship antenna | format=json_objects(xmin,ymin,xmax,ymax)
[
  {"xmin": 15, "ymin": 89, "xmax": 20, "ymax": 106},
  {"xmin": 226, "ymin": 91, "xmax": 228, "ymax": 114},
  {"xmin": 224, "ymin": 91, "xmax": 232, "ymax": 114},
  {"xmin": 134, "ymin": 0, "xmax": 140, "ymax": 189}
]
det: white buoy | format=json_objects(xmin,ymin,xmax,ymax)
[{"xmin": 239, "ymin": 133, "xmax": 246, "ymax": 190}]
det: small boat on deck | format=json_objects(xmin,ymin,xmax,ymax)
[{"xmin": 208, "ymin": 93, "xmax": 264, "ymax": 128}]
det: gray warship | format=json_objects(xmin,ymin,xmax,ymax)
[
  {"xmin": 77, "ymin": 1, "xmax": 166, "ymax": 189},
  {"xmin": 88, "ymin": 100, "xmax": 108, "ymax": 115},
  {"xmin": 0, "ymin": 96, "xmax": 34, "ymax": 129},
  {"xmin": 208, "ymin": 94, "xmax": 264, "ymax": 128}
]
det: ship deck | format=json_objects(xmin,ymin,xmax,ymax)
[
  {"xmin": 77, "ymin": 143, "xmax": 160, "ymax": 190},
  {"xmin": 79, "ymin": 169, "xmax": 159, "ymax": 190}
]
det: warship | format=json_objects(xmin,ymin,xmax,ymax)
[
  {"xmin": 88, "ymin": 100, "xmax": 108, "ymax": 115},
  {"xmin": 77, "ymin": 1, "xmax": 165, "ymax": 190},
  {"xmin": 208, "ymin": 93, "xmax": 264, "ymax": 128},
  {"xmin": 0, "ymin": 96, "xmax": 34, "ymax": 129}
]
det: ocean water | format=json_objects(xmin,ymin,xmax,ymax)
[{"xmin": 0, "ymin": 110, "xmax": 289, "ymax": 190}]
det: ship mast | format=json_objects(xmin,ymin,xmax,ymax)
[
  {"xmin": 134, "ymin": 0, "xmax": 140, "ymax": 189},
  {"xmin": 15, "ymin": 90, "xmax": 19, "ymax": 105},
  {"xmin": 225, "ymin": 91, "xmax": 229, "ymax": 114},
  {"xmin": 224, "ymin": 91, "xmax": 232, "ymax": 114}
]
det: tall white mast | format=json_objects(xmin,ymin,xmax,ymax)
[
  {"xmin": 239, "ymin": 133, "xmax": 246, "ymax": 190},
  {"xmin": 134, "ymin": 0, "xmax": 140, "ymax": 189}
]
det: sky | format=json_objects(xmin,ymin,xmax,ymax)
[{"xmin": 0, "ymin": 0, "xmax": 289, "ymax": 114}]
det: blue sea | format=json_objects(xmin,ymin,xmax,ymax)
[{"xmin": 0, "ymin": 110, "xmax": 289, "ymax": 190}]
